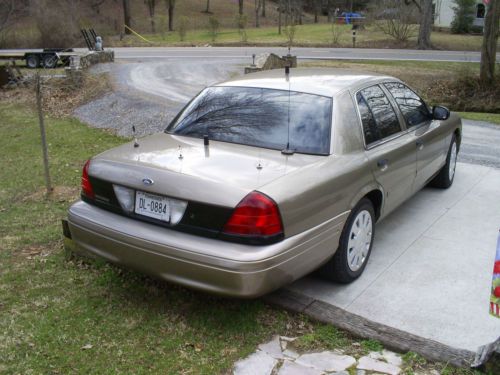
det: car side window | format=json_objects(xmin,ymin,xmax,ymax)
[
  {"xmin": 384, "ymin": 82, "xmax": 431, "ymax": 127},
  {"xmin": 357, "ymin": 85, "xmax": 402, "ymax": 145}
]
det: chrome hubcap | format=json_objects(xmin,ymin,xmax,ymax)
[
  {"xmin": 347, "ymin": 210, "xmax": 373, "ymax": 272},
  {"xmin": 449, "ymin": 141, "xmax": 457, "ymax": 181}
]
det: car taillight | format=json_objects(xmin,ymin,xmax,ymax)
[
  {"xmin": 222, "ymin": 191, "xmax": 283, "ymax": 237},
  {"xmin": 81, "ymin": 159, "xmax": 95, "ymax": 199}
]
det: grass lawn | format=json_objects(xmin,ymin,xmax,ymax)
[
  {"xmin": 111, "ymin": 23, "xmax": 484, "ymax": 51},
  {"xmin": 1, "ymin": 102, "xmax": 497, "ymax": 374},
  {"xmin": 458, "ymin": 112, "xmax": 500, "ymax": 125}
]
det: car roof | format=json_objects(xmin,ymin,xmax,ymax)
[{"xmin": 216, "ymin": 68, "xmax": 397, "ymax": 97}]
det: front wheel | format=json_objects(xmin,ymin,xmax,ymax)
[
  {"xmin": 430, "ymin": 134, "xmax": 458, "ymax": 189},
  {"xmin": 319, "ymin": 198, "xmax": 375, "ymax": 283}
]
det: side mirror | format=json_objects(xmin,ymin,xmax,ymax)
[{"xmin": 432, "ymin": 106, "xmax": 450, "ymax": 121}]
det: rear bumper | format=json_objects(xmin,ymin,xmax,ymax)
[{"xmin": 67, "ymin": 201, "xmax": 347, "ymax": 298}]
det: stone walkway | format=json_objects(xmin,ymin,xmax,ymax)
[{"xmin": 233, "ymin": 336, "xmax": 405, "ymax": 375}]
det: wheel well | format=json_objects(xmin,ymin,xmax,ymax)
[
  {"xmin": 364, "ymin": 190, "xmax": 383, "ymax": 221},
  {"xmin": 454, "ymin": 128, "xmax": 461, "ymax": 150}
]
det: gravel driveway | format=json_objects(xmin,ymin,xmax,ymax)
[{"xmin": 74, "ymin": 60, "xmax": 243, "ymax": 137}]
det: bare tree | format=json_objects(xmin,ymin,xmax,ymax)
[
  {"xmin": 0, "ymin": 0, "xmax": 23, "ymax": 34},
  {"xmin": 278, "ymin": 0, "xmax": 283, "ymax": 34},
  {"xmin": 262, "ymin": 0, "xmax": 266, "ymax": 17},
  {"xmin": 90, "ymin": 0, "xmax": 107, "ymax": 14},
  {"xmin": 145, "ymin": 0, "xmax": 156, "ymax": 33},
  {"xmin": 203, "ymin": 0, "xmax": 211, "ymax": 13},
  {"xmin": 480, "ymin": 0, "xmax": 500, "ymax": 83},
  {"xmin": 166, "ymin": 0, "xmax": 175, "ymax": 31},
  {"xmin": 255, "ymin": 0, "xmax": 262, "ymax": 27},
  {"xmin": 239, "ymin": 0, "xmax": 244, "ymax": 15},
  {"xmin": 122, "ymin": 0, "xmax": 131, "ymax": 34},
  {"xmin": 416, "ymin": 0, "xmax": 433, "ymax": 49},
  {"xmin": 370, "ymin": 0, "xmax": 418, "ymax": 44}
]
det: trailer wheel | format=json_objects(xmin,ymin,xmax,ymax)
[
  {"xmin": 42, "ymin": 54, "xmax": 58, "ymax": 69},
  {"xmin": 26, "ymin": 54, "xmax": 40, "ymax": 69}
]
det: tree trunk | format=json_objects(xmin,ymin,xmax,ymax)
[
  {"xmin": 314, "ymin": 0, "xmax": 319, "ymax": 23},
  {"xmin": 239, "ymin": 0, "xmax": 244, "ymax": 15},
  {"xmin": 327, "ymin": 0, "xmax": 334, "ymax": 23},
  {"xmin": 122, "ymin": 0, "xmax": 131, "ymax": 34},
  {"xmin": 147, "ymin": 0, "xmax": 156, "ymax": 33},
  {"xmin": 417, "ymin": 0, "xmax": 433, "ymax": 49},
  {"xmin": 167, "ymin": 0, "xmax": 175, "ymax": 31},
  {"xmin": 262, "ymin": 0, "xmax": 266, "ymax": 17},
  {"xmin": 480, "ymin": 0, "xmax": 500, "ymax": 83},
  {"xmin": 205, "ymin": 0, "xmax": 210, "ymax": 13},
  {"xmin": 278, "ymin": 0, "xmax": 282, "ymax": 34},
  {"xmin": 255, "ymin": 0, "xmax": 261, "ymax": 27}
]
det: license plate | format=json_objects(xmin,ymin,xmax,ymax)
[{"xmin": 135, "ymin": 191, "xmax": 171, "ymax": 222}]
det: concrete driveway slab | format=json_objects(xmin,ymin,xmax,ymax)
[{"xmin": 288, "ymin": 162, "xmax": 500, "ymax": 352}]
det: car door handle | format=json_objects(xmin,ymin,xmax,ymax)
[
  {"xmin": 377, "ymin": 159, "xmax": 389, "ymax": 171},
  {"xmin": 416, "ymin": 140, "xmax": 424, "ymax": 150}
]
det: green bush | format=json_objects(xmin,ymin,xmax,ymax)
[
  {"xmin": 178, "ymin": 16, "xmax": 189, "ymax": 42},
  {"xmin": 450, "ymin": 0, "xmax": 476, "ymax": 34},
  {"xmin": 208, "ymin": 16, "xmax": 220, "ymax": 42},
  {"xmin": 235, "ymin": 14, "xmax": 248, "ymax": 43}
]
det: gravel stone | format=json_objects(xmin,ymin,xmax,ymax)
[
  {"xmin": 296, "ymin": 351, "xmax": 356, "ymax": 372},
  {"xmin": 277, "ymin": 360, "xmax": 323, "ymax": 375},
  {"xmin": 258, "ymin": 335, "xmax": 284, "ymax": 360},
  {"xmin": 357, "ymin": 356, "xmax": 401, "ymax": 375},
  {"xmin": 233, "ymin": 350, "xmax": 277, "ymax": 375}
]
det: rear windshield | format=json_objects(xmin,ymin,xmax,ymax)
[{"xmin": 166, "ymin": 86, "xmax": 332, "ymax": 155}]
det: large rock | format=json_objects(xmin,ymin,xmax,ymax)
[
  {"xmin": 296, "ymin": 351, "xmax": 356, "ymax": 372},
  {"xmin": 233, "ymin": 350, "xmax": 277, "ymax": 375}
]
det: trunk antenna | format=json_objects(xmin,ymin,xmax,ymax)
[{"xmin": 282, "ymin": 65, "xmax": 294, "ymax": 155}]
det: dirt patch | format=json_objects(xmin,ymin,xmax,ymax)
[
  {"xmin": 22, "ymin": 186, "xmax": 80, "ymax": 203},
  {"xmin": 0, "ymin": 69, "xmax": 112, "ymax": 118}
]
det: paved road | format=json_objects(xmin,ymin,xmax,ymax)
[
  {"xmin": 110, "ymin": 47, "xmax": 493, "ymax": 63},
  {"xmin": 2, "ymin": 47, "xmax": 498, "ymax": 63}
]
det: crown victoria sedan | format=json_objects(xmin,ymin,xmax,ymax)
[{"xmin": 66, "ymin": 68, "xmax": 461, "ymax": 297}]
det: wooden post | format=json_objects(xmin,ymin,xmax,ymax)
[{"xmin": 35, "ymin": 73, "xmax": 52, "ymax": 195}]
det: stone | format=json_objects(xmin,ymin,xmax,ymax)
[
  {"xmin": 233, "ymin": 350, "xmax": 278, "ymax": 375},
  {"xmin": 368, "ymin": 350, "xmax": 403, "ymax": 367},
  {"xmin": 357, "ymin": 356, "xmax": 401, "ymax": 375},
  {"xmin": 277, "ymin": 360, "xmax": 323, "ymax": 375},
  {"xmin": 283, "ymin": 348, "xmax": 300, "ymax": 360},
  {"xmin": 296, "ymin": 351, "xmax": 356, "ymax": 372},
  {"xmin": 280, "ymin": 336, "xmax": 298, "ymax": 342},
  {"xmin": 258, "ymin": 335, "xmax": 284, "ymax": 360},
  {"xmin": 356, "ymin": 370, "xmax": 367, "ymax": 375}
]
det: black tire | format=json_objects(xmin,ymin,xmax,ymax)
[
  {"xmin": 430, "ymin": 134, "xmax": 458, "ymax": 189},
  {"xmin": 26, "ymin": 54, "xmax": 39, "ymax": 69},
  {"xmin": 319, "ymin": 198, "xmax": 375, "ymax": 283},
  {"xmin": 42, "ymin": 54, "xmax": 58, "ymax": 69}
]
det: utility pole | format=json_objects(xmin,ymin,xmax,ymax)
[{"xmin": 35, "ymin": 73, "xmax": 52, "ymax": 195}]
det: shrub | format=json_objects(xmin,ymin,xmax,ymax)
[
  {"xmin": 208, "ymin": 16, "xmax": 219, "ymax": 42},
  {"xmin": 284, "ymin": 23, "xmax": 297, "ymax": 49},
  {"xmin": 235, "ymin": 14, "xmax": 248, "ymax": 43},
  {"xmin": 331, "ymin": 23, "xmax": 344, "ymax": 46},
  {"xmin": 368, "ymin": 0, "xmax": 418, "ymax": 44},
  {"xmin": 178, "ymin": 16, "xmax": 189, "ymax": 42},
  {"xmin": 450, "ymin": 0, "xmax": 476, "ymax": 34}
]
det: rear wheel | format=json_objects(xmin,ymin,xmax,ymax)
[
  {"xmin": 320, "ymin": 198, "xmax": 375, "ymax": 283},
  {"xmin": 42, "ymin": 54, "xmax": 58, "ymax": 69},
  {"xmin": 430, "ymin": 134, "xmax": 458, "ymax": 189},
  {"xmin": 26, "ymin": 54, "xmax": 39, "ymax": 69}
]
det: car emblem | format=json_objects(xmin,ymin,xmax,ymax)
[{"xmin": 142, "ymin": 178, "xmax": 154, "ymax": 186}]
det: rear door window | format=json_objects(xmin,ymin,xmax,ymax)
[
  {"xmin": 384, "ymin": 82, "xmax": 431, "ymax": 127},
  {"xmin": 356, "ymin": 85, "xmax": 402, "ymax": 146}
]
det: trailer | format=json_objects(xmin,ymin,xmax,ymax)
[{"xmin": 0, "ymin": 48, "xmax": 76, "ymax": 69}]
